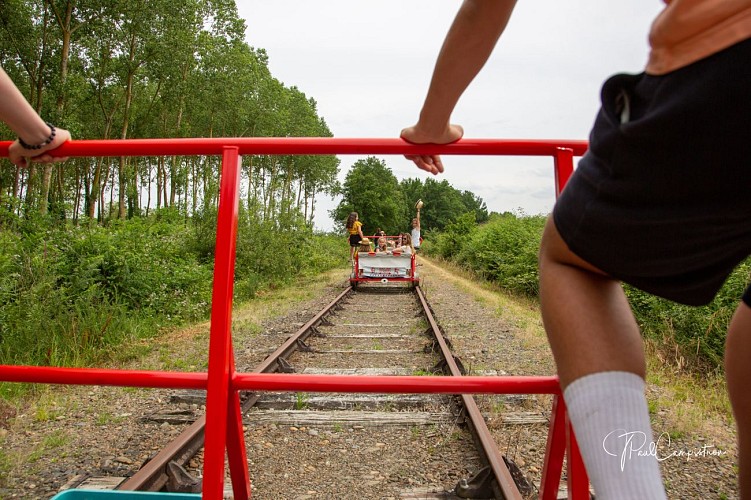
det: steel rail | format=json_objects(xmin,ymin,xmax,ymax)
[
  {"xmin": 117, "ymin": 282, "xmax": 540, "ymax": 497},
  {"xmin": 415, "ymin": 286, "xmax": 523, "ymax": 500},
  {"xmin": 117, "ymin": 286, "xmax": 354, "ymax": 491}
]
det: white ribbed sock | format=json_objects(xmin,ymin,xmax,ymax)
[{"xmin": 563, "ymin": 371, "xmax": 667, "ymax": 500}]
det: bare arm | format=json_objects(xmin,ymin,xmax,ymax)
[
  {"xmin": 1, "ymin": 67, "xmax": 71, "ymax": 167},
  {"xmin": 401, "ymin": 0, "xmax": 517, "ymax": 174}
]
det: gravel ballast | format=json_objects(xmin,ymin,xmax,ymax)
[{"xmin": 0, "ymin": 258, "xmax": 740, "ymax": 499}]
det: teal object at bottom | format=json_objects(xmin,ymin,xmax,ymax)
[{"xmin": 51, "ymin": 490, "xmax": 202, "ymax": 500}]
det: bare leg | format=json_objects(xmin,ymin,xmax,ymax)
[
  {"xmin": 539, "ymin": 217, "xmax": 666, "ymax": 499},
  {"xmin": 725, "ymin": 302, "xmax": 751, "ymax": 498},
  {"xmin": 538, "ymin": 217, "xmax": 645, "ymax": 387}
]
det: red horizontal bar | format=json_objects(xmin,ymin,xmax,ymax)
[
  {"xmin": 0, "ymin": 365, "xmax": 207, "ymax": 389},
  {"xmin": 0, "ymin": 364, "xmax": 560, "ymax": 395},
  {"xmin": 232, "ymin": 373, "xmax": 562, "ymax": 395},
  {"xmin": 0, "ymin": 137, "xmax": 588, "ymax": 158}
]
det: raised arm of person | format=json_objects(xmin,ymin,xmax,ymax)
[
  {"xmin": 400, "ymin": 0, "xmax": 517, "ymax": 175},
  {"xmin": 0, "ymin": 67, "xmax": 71, "ymax": 168}
]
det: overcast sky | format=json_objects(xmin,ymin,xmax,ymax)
[{"xmin": 235, "ymin": 1, "xmax": 664, "ymax": 231}]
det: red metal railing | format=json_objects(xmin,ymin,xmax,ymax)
[{"xmin": 0, "ymin": 137, "xmax": 589, "ymax": 499}]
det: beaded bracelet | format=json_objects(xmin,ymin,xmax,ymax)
[{"xmin": 18, "ymin": 123, "xmax": 56, "ymax": 150}]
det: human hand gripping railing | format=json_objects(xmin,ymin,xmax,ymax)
[{"xmin": 0, "ymin": 136, "xmax": 589, "ymax": 500}]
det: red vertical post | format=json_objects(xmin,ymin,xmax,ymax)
[
  {"xmin": 553, "ymin": 147, "xmax": 575, "ymax": 197},
  {"xmin": 226, "ymin": 351, "xmax": 251, "ymax": 500},
  {"xmin": 539, "ymin": 393, "xmax": 566, "ymax": 500},
  {"xmin": 553, "ymin": 149, "xmax": 588, "ymax": 499},
  {"xmin": 202, "ymin": 147, "xmax": 242, "ymax": 499},
  {"xmin": 566, "ymin": 412, "xmax": 591, "ymax": 499}
]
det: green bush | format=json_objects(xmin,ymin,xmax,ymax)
[
  {"xmin": 627, "ymin": 259, "xmax": 751, "ymax": 368},
  {"xmin": 426, "ymin": 212, "xmax": 545, "ymax": 297},
  {"xmin": 424, "ymin": 211, "xmax": 751, "ymax": 370},
  {"xmin": 56, "ymin": 218, "xmax": 213, "ymax": 320},
  {"xmin": 0, "ymin": 212, "xmax": 348, "ymax": 375},
  {"xmin": 429, "ymin": 212, "xmax": 476, "ymax": 259}
]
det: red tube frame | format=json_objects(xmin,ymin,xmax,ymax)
[
  {"xmin": 0, "ymin": 137, "xmax": 587, "ymax": 158},
  {"xmin": 0, "ymin": 137, "xmax": 588, "ymax": 499}
]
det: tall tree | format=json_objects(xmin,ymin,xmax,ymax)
[
  {"xmin": 0, "ymin": 0, "xmax": 340, "ymax": 227},
  {"xmin": 331, "ymin": 157, "xmax": 405, "ymax": 235},
  {"xmin": 399, "ymin": 177, "xmax": 487, "ymax": 231},
  {"xmin": 460, "ymin": 189, "xmax": 489, "ymax": 223}
]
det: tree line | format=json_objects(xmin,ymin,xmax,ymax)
[
  {"xmin": 0, "ymin": 0, "xmax": 339, "ymax": 226},
  {"xmin": 331, "ymin": 156, "xmax": 489, "ymax": 237}
]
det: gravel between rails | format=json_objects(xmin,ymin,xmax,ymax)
[{"xmin": 0, "ymin": 258, "xmax": 740, "ymax": 499}]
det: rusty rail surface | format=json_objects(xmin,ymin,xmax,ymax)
[
  {"xmin": 117, "ymin": 286, "xmax": 354, "ymax": 491},
  {"xmin": 120, "ymin": 283, "xmax": 523, "ymax": 499}
]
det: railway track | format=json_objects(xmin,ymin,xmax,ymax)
[{"xmin": 64, "ymin": 282, "xmax": 539, "ymax": 499}]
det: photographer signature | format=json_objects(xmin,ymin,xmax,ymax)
[{"xmin": 602, "ymin": 430, "xmax": 726, "ymax": 472}]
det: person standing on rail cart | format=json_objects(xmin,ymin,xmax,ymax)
[
  {"xmin": 411, "ymin": 200, "xmax": 422, "ymax": 252},
  {"xmin": 401, "ymin": 1, "xmax": 751, "ymax": 498},
  {"xmin": 346, "ymin": 211, "xmax": 365, "ymax": 268}
]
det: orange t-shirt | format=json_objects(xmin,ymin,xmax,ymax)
[{"xmin": 647, "ymin": 0, "xmax": 751, "ymax": 74}]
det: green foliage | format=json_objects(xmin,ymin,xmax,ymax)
[
  {"xmin": 331, "ymin": 157, "xmax": 406, "ymax": 235},
  {"xmin": 401, "ymin": 179, "xmax": 488, "ymax": 231},
  {"xmin": 420, "ymin": 179, "xmax": 475, "ymax": 231},
  {"xmin": 627, "ymin": 258, "xmax": 751, "ymax": 368},
  {"xmin": 0, "ymin": 213, "xmax": 347, "ymax": 373},
  {"xmin": 0, "ymin": 1, "xmax": 339, "ymax": 225},
  {"xmin": 0, "ymin": 217, "xmax": 210, "ymax": 368},
  {"xmin": 427, "ymin": 212, "xmax": 544, "ymax": 297},
  {"xmin": 59, "ymin": 217, "xmax": 213, "ymax": 320},
  {"xmin": 234, "ymin": 216, "xmax": 342, "ymax": 298},
  {"xmin": 460, "ymin": 213, "xmax": 545, "ymax": 296},
  {"xmin": 430, "ymin": 212, "xmax": 477, "ymax": 259},
  {"xmin": 398, "ymin": 178, "xmax": 487, "ymax": 232},
  {"xmin": 459, "ymin": 190, "xmax": 489, "ymax": 224},
  {"xmin": 330, "ymin": 163, "xmax": 489, "ymax": 239},
  {"xmin": 427, "ymin": 210, "xmax": 751, "ymax": 370},
  {"xmin": 295, "ymin": 392, "xmax": 309, "ymax": 410}
]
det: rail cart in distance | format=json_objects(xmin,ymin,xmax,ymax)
[{"xmin": 350, "ymin": 237, "xmax": 419, "ymax": 288}]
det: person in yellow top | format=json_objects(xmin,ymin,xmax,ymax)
[
  {"xmin": 345, "ymin": 212, "xmax": 365, "ymax": 266},
  {"xmin": 401, "ymin": 1, "xmax": 751, "ymax": 498}
]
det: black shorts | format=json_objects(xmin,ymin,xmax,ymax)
[
  {"xmin": 349, "ymin": 234, "xmax": 361, "ymax": 247},
  {"xmin": 553, "ymin": 38, "xmax": 751, "ymax": 306}
]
